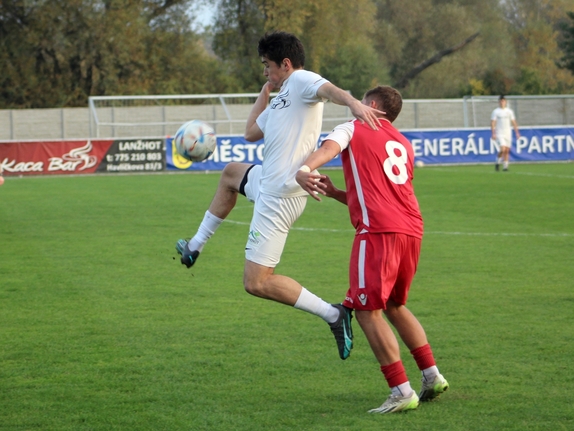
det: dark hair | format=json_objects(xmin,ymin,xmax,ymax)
[
  {"xmin": 363, "ymin": 86, "xmax": 403, "ymax": 122},
  {"xmin": 499, "ymin": 95, "xmax": 506, "ymax": 100},
  {"xmin": 257, "ymin": 31, "xmax": 305, "ymax": 69}
]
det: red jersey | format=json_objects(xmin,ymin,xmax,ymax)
[{"xmin": 326, "ymin": 119, "xmax": 423, "ymax": 238}]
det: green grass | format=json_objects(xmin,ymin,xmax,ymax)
[{"xmin": 1, "ymin": 163, "xmax": 573, "ymax": 431}]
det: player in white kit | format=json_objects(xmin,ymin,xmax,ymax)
[
  {"xmin": 176, "ymin": 31, "xmax": 383, "ymax": 360},
  {"xmin": 491, "ymin": 95, "xmax": 520, "ymax": 171}
]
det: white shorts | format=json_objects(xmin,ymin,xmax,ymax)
[
  {"xmin": 242, "ymin": 165, "xmax": 307, "ymax": 267},
  {"xmin": 497, "ymin": 136, "xmax": 511, "ymax": 148}
]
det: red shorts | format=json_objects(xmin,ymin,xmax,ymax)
[{"xmin": 343, "ymin": 233, "xmax": 421, "ymax": 311}]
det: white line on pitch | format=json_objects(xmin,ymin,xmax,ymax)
[
  {"xmin": 428, "ymin": 167, "xmax": 574, "ymax": 179},
  {"xmin": 512, "ymin": 172, "xmax": 574, "ymax": 179},
  {"xmin": 224, "ymin": 219, "xmax": 572, "ymax": 237},
  {"xmin": 426, "ymin": 231, "xmax": 572, "ymax": 237}
]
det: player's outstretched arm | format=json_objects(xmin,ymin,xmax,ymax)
[
  {"xmin": 317, "ymin": 82, "xmax": 384, "ymax": 130},
  {"xmin": 296, "ymin": 140, "xmax": 341, "ymax": 201}
]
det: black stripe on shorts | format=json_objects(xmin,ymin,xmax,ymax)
[{"xmin": 239, "ymin": 164, "xmax": 256, "ymax": 197}]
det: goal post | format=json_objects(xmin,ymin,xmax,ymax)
[
  {"xmin": 88, "ymin": 94, "xmax": 262, "ymax": 138},
  {"xmin": 87, "ymin": 93, "xmax": 354, "ymax": 139}
]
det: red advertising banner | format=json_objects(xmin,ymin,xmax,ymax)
[
  {"xmin": 0, "ymin": 139, "xmax": 165, "ymax": 176},
  {"xmin": 0, "ymin": 140, "xmax": 112, "ymax": 176}
]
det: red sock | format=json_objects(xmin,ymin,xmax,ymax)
[
  {"xmin": 410, "ymin": 344, "xmax": 436, "ymax": 370},
  {"xmin": 380, "ymin": 361, "xmax": 408, "ymax": 388}
]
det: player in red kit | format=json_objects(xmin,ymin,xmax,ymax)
[{"xmin": 296, "ymin": 86, "xmax": 448, "ymax": 414}]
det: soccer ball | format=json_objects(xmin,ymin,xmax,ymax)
[
  {"xmin": 174, "ymin": 120, "xmax": 217, "ymax": 162},
  {"xmin": 415, "ymin": 160, "xmax": 425, "ymax": 168}
]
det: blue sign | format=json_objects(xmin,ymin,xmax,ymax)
[
  {"xmin": 166, "ymin": 127, "xmax": 574, "ymax": 171},
  {"xmin": 166, "ymin": 136, "xmax": 264, "ymax": 171},
  {"xmin": 166, "ymin": 134, "xmax": 344, "ymax": 171},
  {"xmin": 404, "ymin": 127, "xmax": 574, "ymax": 165}
]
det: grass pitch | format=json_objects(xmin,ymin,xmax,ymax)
[{"xmin": 1, "ymin": 163, "xmax": 573, "ymax": 430}]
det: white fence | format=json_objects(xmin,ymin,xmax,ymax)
[{"xmin": 2, "ymin": 94, "xmax": 574, "ymax": 141}]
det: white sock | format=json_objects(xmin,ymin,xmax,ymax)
[
  {"xmin": 391, "ymin": 381, "xmax": 413, "ymax": 397},
  {"xmin": 503, "ymin": 161, "xmax": 508, "ymax": 168},
  {"xmin": 189, "ymin": 211, "xmax": 223, "ymax": 252},
  {"xmin": 294, "ymin": 287, "xmax": 339, "ymax": 323},
  {"xmin": 422, "ymin": 365, "xmax": 439, "ymax": 381}
]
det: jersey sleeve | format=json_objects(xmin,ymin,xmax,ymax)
[
  {"xmin": 296, "ymin": 70, "xmax": 330, "ymax": 104},
  {"xmin": 322, "ymin": 121, "xmax": 355, "ymax": 152},
  {"xmin": 256, "ymin": 106, "xmax": 270, "ymax": 134}
]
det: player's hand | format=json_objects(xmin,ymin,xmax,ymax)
[
  {"xmin": 350, "ymin": 100, "xmax": 384, "ymax": 130},
  {"xmin": 319, "ymin": 175, "xmax": 338, "ymax": 198},
  {"xmin": 264, "ymin": 81, "xmax": 279, "ymax": 92},
  {"xmin": 296, "ymin": 171, "xmax": 327, "ymax": 201},
  {"xmin": 319, "ymin": 175, "xmax": 348, "ymax": 205}
]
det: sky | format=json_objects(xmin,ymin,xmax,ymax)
[{"xmin": 192, "ymin": 3, "xmax": 216, "ymax": 29}]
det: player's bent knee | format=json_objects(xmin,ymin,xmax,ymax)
[
  {"xmin": 243, "ymin": 280, "xmax": 264, "ymax": 297},
  {"xmin": 221, "ymin": 162, "xmax": 250, "ymax": 185},
  {"xmin": 243, "ymin": 260, "xmax": 275, "ymax": 298},
  {"xmin": 242, "ymin": 271, "xmax": 262, "ymax": 296}
]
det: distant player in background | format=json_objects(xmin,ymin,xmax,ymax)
[
  {"xmin": 176, "ymin": 31, "xmax": 383, "ymax": 360},
  {"xmin": 491, "ymin": 95, "xmax": 520, "ymax": 171},
  {"xmin": 296, "ymin": 86, "xmax": 448, "ymax": 414}
]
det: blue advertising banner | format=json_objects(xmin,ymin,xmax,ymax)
[
  {"xmin": 165, "ymin": 135, "xmax": 347, "ymax": 170},
  {"xmin": 166, "ymin": 136, "xmax": 265, "ymax": 171},
  {"xmin": 405, "ymin": 127, "xmax": 574, "ymax": 165},
  {"xmin": 166, "ymin": 127, "xmax": 574, "ymax": 171}
]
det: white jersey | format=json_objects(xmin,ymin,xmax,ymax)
[
  {"xmin": 256, "ymin": 70, "xmax": 329, "ymax": 197},
  {"xmin": 491, "ymin": 107, "xmax": 516, "ymax": 140}
]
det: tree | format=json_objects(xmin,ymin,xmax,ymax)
[
  {"xmin": 372, "ymin": 0, "xmax": 509, "ymax": 98},
  {"xmin": 211, "ymin": 0, "xmax": 266, "ymax": 93},
  {"xmin": 558, "ymin": 11, "xmax": 574, "ymax": 73},
  {"xmin": 273, "ymin": 0, "xmax": 376, "ymax": 74},
  {"xmin": 210, "ymin": 0, "xmax": 378, "ymax": 92},
  {"xmin": 321, "ymin": 43, "xmax": 388, "ymax": 99},
  {"xmin": 0, "ymin": 0, "xmax": 237, "ymax": 108},
  {"xmin": 501, "ymin": 0, "xmax": 574, "ymax": 94},
  {"xmin": 393, "ymin": 32, "xmax": 480, "ymax": 90}
]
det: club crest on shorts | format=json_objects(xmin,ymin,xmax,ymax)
[{"xmin": 248, "ymin": 230, "xmax": 262, "ymax": 245}]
